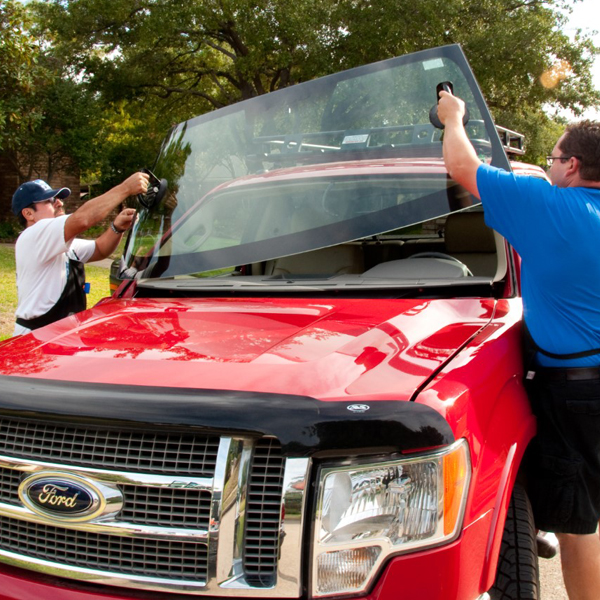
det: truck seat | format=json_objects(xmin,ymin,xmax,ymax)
[
  {"xmin": 444, "ymin": 211, "xmax": 497, "ymax": 277},
  {"xmin": 264, "ymin": 245, "xmax": 364, "ymax": 276}
]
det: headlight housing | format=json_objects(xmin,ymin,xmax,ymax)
[{"xmin": 312, "ymin": 439, "xmax": 470, "ymax": 597}]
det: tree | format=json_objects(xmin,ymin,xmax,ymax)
[
  {"xmin": 1, "ymin": 1, "xmax": 104, "ymax": 181},
  {"xmin": 0, "ymin": 0, "xmax": 48, "ymax": 152},
  {"xmin": 33, "ymin": 0, "xmax": 600, "ymax": 167}
]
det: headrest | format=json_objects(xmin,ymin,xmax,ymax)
[{"xmin": 444, "ymin": 211, "xmax": 496, "ymax": 253}]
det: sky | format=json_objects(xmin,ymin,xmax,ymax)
[{"xmin": 560, "ymin": 0, "xmax": 600, "ymax": 120}]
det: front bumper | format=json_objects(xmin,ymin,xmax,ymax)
[{"xmin": 0, "ymin": 508, "xmax": 495, "ymax": 600}]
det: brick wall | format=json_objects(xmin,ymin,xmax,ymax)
[
  {"xmin": 0, "ymin": 154, "xmax": 20, "ymax": 221},
  {"xmin": 0, "ymin": 152, "xmax": 81, "ymax": 222}
]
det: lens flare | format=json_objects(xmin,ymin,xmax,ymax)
[{"xmin": 540, "ymin": 59, "xmax": 573, "ymax": 89}]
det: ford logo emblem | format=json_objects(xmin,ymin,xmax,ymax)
[
  {"xmin": 347, "ymin": 403, "xmax": 370, "ymax": 413},
  {"xmin": 27, "ymin": 479, "xmax": 94, "ymax": 514},
  {"xmin": 18, "ymin": 472, "xmax": 120, "ymax": 522}
]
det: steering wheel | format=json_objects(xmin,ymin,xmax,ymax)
[
  {"xmin": 407, "ymin": 252, "xmax": 473, "ymax": 276},
  {"xmin": 137, "ymin": 168, "xmax": 168, "ymax": 209}
]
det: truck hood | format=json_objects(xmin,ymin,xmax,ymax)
[{"xmin": 0, "ymin": 297, "xmax": 495, "ymax": 401}]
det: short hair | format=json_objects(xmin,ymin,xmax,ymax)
[{"xmin": 559, "ymin": 120, "xmax": 600, "ymax": 182}]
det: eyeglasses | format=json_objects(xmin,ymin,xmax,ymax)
[{"xmin": 546, "ymin": 155, "xmax": 580, "ymax": 167}]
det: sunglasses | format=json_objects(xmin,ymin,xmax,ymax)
[{"xmin": 37, "ymin": 197, "xmax": 60, "ymax": 205}]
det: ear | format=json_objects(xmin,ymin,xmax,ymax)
[
  {"xmin": 21, "ymin": 207, "xmax": 36, "ymax": 224},
  {"xmin": 566, "ymin": 156, "xmax": 580, "ymax": 177}
]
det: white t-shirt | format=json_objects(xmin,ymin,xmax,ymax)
[{"xmin": 14, "ymin": 215, "xmax": 96, "ymax": 336}]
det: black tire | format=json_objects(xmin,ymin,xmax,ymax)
[{"xmin": 489, "ymin": 483, "xmax": 540, "ymax": 599}]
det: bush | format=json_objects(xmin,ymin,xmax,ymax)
[{"xmin": 0, "ymin": 220, "xmax": 20, "ymax": 242}]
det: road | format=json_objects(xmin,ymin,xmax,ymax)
[{"xmin": 540, "ymin": 552, "xmax": 567, "ymax": 599}]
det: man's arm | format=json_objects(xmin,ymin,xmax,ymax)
[
  {"xmin": 88, "ymin": 208, "xmax": 137, "ymax": 262},
  {"xmin": 437, "ymin": 91, "xmax": 481, "ymax": 199},
  {"xmin": 63, "ymin": 172, "xmax": 148, "ymax": 243}
]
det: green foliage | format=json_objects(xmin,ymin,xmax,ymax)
[
  {"xmin": 1, "ymin": 0, "xmax": 109, "ymax": 187},
  {"xmin": 12, "ymin": 74, "xmax": 106, "ymax": 182},
  {"xmin": 0, "ymin": 0, "xmax": 49, "ymax": 152},
  {"xmin": 0, "ymin": 220, "xmax": 19, "ymax": 242},
  {"xmin": 25, "ymin": 0, "xmax": 600, "ymax": 174}
]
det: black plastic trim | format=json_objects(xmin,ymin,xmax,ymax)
[{"xmin": 0, "ymin": 376, "xmax": 453, "ymax": 457}]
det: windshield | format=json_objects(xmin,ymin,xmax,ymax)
[{"xmin": 122, "ymin": 45, "xmax": 509, "ymax": 281}]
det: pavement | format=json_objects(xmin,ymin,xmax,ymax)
[
  {"xmin": 93, "ymin": 257, "xmax": 113, "ymax": 269},
  {"xmin": 540, "ymin": 555, "xmax": 568, "ymax": 600},
  {"xmin": 540, "ymin": 553, "xmax": 568, "ymax": 599}
]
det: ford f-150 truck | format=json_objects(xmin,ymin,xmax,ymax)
[{"xmin": 0, "ymin": 45, "xmax": 545, "ymax": 600}]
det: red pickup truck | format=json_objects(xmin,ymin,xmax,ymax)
[{"xmin": 0, "ymin": 45, "xmax": 545, "ymax": 600}]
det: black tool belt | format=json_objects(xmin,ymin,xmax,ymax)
[
  {"xmin": 16, "ymin": 259, "xmax": 86, "ymax": 331},
  {"xmin": 523, "ymin": 321, "xmax": 600, "ymax": 362},
  {"xmin": 534, "ymin": 366, "xmax": 600, "ymax": 382}
]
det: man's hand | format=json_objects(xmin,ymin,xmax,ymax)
[
  {"xmin": 113, "ymin": 208, "xmax": 137, "ymax": 232},
  {"xmin": 120, "ymin": 172, "xmax": 150, "ymax": 197},
  {"xmin": 437, "ymin": 91, "xmax": 481, "ymax": 199},
  {"xmin": 437, "ymin": 90, "xmax": 466, "ymax": 127}
]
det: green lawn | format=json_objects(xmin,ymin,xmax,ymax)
[{"xmin": 0, "ymin": 245, "xmax": 113, "ymax": 340}]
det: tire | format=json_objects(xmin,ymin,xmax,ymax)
[{"xmin": 489, "ymin": 483, "xmax": 540, "ymax": 599}]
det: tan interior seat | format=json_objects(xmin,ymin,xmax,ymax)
[
  {"xmin": 444, "ymin": 211, "xmax": 497, "ymax": 277},
  {"xmin": 264, "ymin": 245, "xmax": 364, "ymax": 276}
]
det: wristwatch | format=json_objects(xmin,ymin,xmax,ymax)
[{"xmin": 110, "ymin": 221, "xmax": 126, "ymax": 234}]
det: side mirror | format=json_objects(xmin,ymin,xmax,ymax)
[
  {"xmin": 137, "ymin": 168, "xmax": 168, "ymax": 209},
  {"xmin": 429, "ymin": 81, "xmax": 470, "ymax": 129}
]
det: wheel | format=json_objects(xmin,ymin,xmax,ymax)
[{"xmin": 489, "ymin": 483, "xmax": 540, "ymax": 599}]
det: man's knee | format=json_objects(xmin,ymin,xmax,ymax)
[{"xmin": 557, "ymin": 532, "xmax": 600, "ymax": 553}]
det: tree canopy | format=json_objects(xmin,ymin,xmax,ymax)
[
  {"xmin": 1, "ymin": 0, "xmax": 105, "ymax": 185},
  {"xmin": 0, "ymin": 0, "xmax": 48, "ymax": 152},
  {"xmin": 11, "ymin": 0, "xmax": 600, "ymax": 184}
]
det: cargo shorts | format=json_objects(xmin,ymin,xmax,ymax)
[{"xmin": 525, "ymin": 369, "xmax": 600, "ymax": 534}]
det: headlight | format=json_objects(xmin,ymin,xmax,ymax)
[{"xmin": 312, "ymin": 439, "xmax": 470, "ymax": 597}]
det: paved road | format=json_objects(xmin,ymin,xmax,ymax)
[{"xmin": 540, "ymin": 552, "xmax": 568, "ymax": 599}]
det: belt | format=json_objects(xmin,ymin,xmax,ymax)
[{"xmin": 535, "ymin": 366, "xmax": 600, "ymax": 382}]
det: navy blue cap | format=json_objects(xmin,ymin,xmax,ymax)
[{"xmin": 12, "ymin": 180, "xmax": 71, "ymax": 216}]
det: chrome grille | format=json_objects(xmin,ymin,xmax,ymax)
[
  {"xmin": 0, "ymin": 418, "xmax": 311, "ymax": 596},
  {"xmin": 244, "ymin": 438, "xmax": 286, "ymax": 586},
  {"xmin": 0, "ymin": 418, "xmax": 219, "ymax": 476},
  {"xmin": 0, "ymin": 515, "xmax": 208, "ymax": 580},
  {"xmin": 0, "ymin": 467, "xmax": 212, "ymax": 528},
  {"xmin": 0, "ymin": 466, "xmax": 20, "ymax": 506},
  {"xmin": 120, "ymin": 484, "xmax": 212, "ymax": 528}
]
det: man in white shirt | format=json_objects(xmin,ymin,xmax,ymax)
[{"xmin": 11, "ymin": 173, "xmax": 149, "ymax": 335}]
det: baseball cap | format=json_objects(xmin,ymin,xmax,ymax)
[{"xmin": 12, "ymin": 180, "xmax": 71, "ymax": 215}]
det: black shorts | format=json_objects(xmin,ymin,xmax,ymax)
[{"xmin": 525, "ymin": 369, "xmax": 600, "ymax": 534}]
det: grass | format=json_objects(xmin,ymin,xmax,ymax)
[{"xmin": 0, "ymin": 245, "xmax": 114, "ymax": 340}]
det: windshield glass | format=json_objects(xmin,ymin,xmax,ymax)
[{"xmin": 123, "ymin": 45, "xmax": 509, "ymax": 280}]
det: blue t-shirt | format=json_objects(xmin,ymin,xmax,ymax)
[{"xmin": 477, "ymin": 163, "xmax": 600, "ymax": 367}]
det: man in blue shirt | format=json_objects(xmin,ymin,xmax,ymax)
[{"xmin": 438, "ymin": 91, "xmax": 600, "ymax": 600}]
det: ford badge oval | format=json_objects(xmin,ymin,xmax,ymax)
[
  {"xmin": 347, "ymin": 404, "xmax": 370, "ymax": 413},
  {"xmin": 27, "ymin": 479, "xmax": 94, "ymax": 514},
  {"xmin": 18, "ymin": 472, "xmax": 120, "ymax": 522}
]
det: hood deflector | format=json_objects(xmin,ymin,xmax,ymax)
[{"xmin": 0, "ymin": 376, "xmax": 453, "ymax": 457}]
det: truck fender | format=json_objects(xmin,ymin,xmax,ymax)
[{"xmin": 474, "ymin": 376, "xmax": 536, "ymax": 592}]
